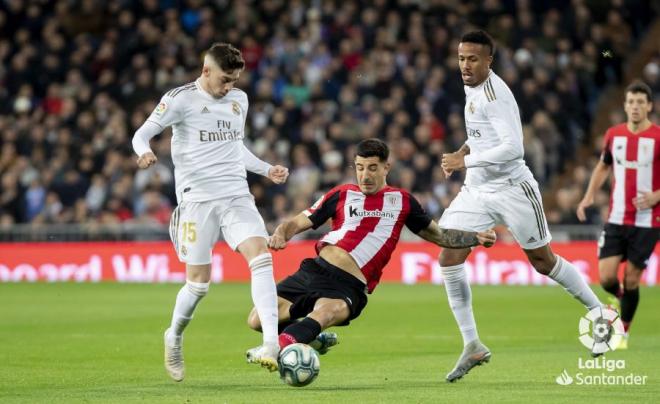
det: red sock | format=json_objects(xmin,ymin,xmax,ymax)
[
  {"xmin": 623, "ymin": 321, "xmax": 630, "ymax": 333},
  {"xmin": 279, "ymin": 333, "xmax": 297, "ymax": 349}
]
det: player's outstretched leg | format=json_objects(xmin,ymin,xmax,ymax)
[
  {"xmin": 446, "ymin": 340, "xmax": 491, "ymax": 382},
  {"xmin": 309, "ymin": 331, "xmax": 339, "ymax": 355}
]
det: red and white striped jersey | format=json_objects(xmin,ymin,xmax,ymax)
[
  {"xmin": 601, "ymin": 123, "xmax": 660, "ymax": 228},
  {"xmin": 303, "ymin": 184, "xmax": 432, "ymax": 293}
]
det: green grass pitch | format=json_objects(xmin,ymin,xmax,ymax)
[{"xmin": 1, "ymin": 283, "xmax": 658, "ymax": 403}]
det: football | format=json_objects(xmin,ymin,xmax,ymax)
[{"xmin": 278, "ymin": 343, "xmax": 320, "ymax": 387}]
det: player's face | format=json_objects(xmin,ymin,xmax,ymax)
[
  {"xmin": 624, "ymin": 91, "xmax": 652, "ymax": 124},
  {"xmin": 204, "ymin": 64, "xmax": 240, "ymax": 98},
  {"xmin": 355, "ymin": 155, "xmax": 390, "ymax": 195},
  {"xmin": 458, "ymin": 42, "xmax": 493, "ymax": 87}
]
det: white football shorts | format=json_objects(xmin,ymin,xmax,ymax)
[
  {"xmin": 439, "ymin": 179, "xmax": 551, "ymax": 249},
  {"xmin": 169, "ymin": 195, "xmax": 268, "ymax": 264}
]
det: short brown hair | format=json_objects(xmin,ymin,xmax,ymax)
[
  {"xmin": 625, "ymin": 80, "xmax": 653, "ymax": 102},
  {"xmin": 206, "ymin": 43, "xmax": 245, "ymax": 72}
]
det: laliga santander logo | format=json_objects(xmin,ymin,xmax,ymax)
[{"xmin": 578, "ymin": 306, "xmax": 625, "ymax": 355}]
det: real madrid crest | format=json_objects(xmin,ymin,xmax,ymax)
[
  {"xmin": 232, "ymin": 101, "xmax": 240, "ymax": 115},
  {"xmin": 468, "ymin": 101, "xmax": 475, "ymax": 114}
]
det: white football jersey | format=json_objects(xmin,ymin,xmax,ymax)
[
  {"xmin": 462, "ymin": 71, "xmax": 534, "ymax": 191},
  {"xmin": 147, "ymin": 80, "xmax": 252, "ymax": 203}
]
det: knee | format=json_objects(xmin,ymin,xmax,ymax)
[
  {"xmin": 439, "ymin": 248, "xmax": 470, "ymax": 267},
  {"xmin": 624, "ymin": 269, "xmax": 642, "ymax": 290},
  {"xmin": 313, "ymin": 300, "xmax": 349, "ymax": 327},
  {"xmin": 600, "ymin": 275, "xmax": 619, "ymax": 288},
  {"xmin": 247, "ymin": 309, "xmax": 262, "ymax": 331}
]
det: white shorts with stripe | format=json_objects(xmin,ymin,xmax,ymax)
[
  {"xmin": 169, "ymin": 195, "xmax": 268, "ymax": 265},
  {"xmin": 439, "ymin": 180, "xmax": 552, "ymax": 249}
]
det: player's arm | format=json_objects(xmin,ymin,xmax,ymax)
[
  {"xmin": 269, "ymin": 188, "xmax": 342, "ymax": 250},
  {"xmin": 241, "ymin": 144, "xmax": 289, "ymax": 184},
  {"xmin": 418, "ymin": 221, "xmax": 496, "ymax": 248},
  {"xmin": 443, "ymin": 98, "xmax": 523, "ymax": 170},
  {"xmin": 269, "ymin": 213, "xmax": 314, "ymax": 250},
  {"xmin": 464, "ymin": 99, "xmax": 523, "ymax": 168},
  {"xmin": 404, "ymin": 194, "xmax": 496, "ymax": 248},
  {"xmin": 132, "ymin": 121, "xmax": 162, "ymax": 169},
  {"xmin": 577, "ymin": 130, "xmax": 614, "ymax": 221},
  {"xmin": 576, "ymin": 161, "xmax": 611, "ymax": 221},
  {"xmin": 133, "ymin": 94, "xmax": 182, "ymax": 169}
]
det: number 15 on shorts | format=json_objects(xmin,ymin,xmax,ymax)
[{"xmin": 182, "ymin": 222, "xmax": 197, "ymax": 243}]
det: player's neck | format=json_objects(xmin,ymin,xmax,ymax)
[
  {"xmin": 627, "ymin": 119, "xmax": 651, "ymax": 134},
  {"xmin": 198, "ymin": 76, "xmax": 215, "ymax": 98}
]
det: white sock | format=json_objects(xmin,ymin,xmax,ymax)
[
  {"xmin": 548, "ymin": 256, "xmax": 601, "ymax": 310},
  {"xmin": 441, "ymin": 264, "xmax": 479, "ymax": 346},
  {"xmin": 249, "ymin": 253, "xmax": 279, "ymax": 346},
  {"xmin": 170, "ymin": 280, "xmax": 209, "ymax": 336}
]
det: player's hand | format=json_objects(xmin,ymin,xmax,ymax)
[
  {"xmin": 441, "ymin": 152, "xmax": 466, "ymax": 171},
  {"xmin": 268, "ymin": 232, "xmax": 287, "ymax": 250},
  {"xmin": 633, "ymin": 192, "xmax": 659, "ymax": 210},
  {"xmin": 442, "ymin": 167, "xmax": 454, "ymax": 178},
  {"xmin": 476, "ymin": 229, "xmax": 496, "ymax": 247},
  {"xmin": 137, "ymin": 152, "xmax": 157, "ymax": 169},
  {"xmin": 268, "ymin": 165, "xmax": 289, "ymax": 184},
  {"xmin": 576, "ymin": 196, "xmax": 593, "ymax": 222}
]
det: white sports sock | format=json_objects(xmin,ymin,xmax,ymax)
[
  {"xmin": 441, "ymin": 264, "xmax": 479, "ymax": 346},
  {"xmin": 548, "ymin": 255, "xmax": 601, "ymax": 310},
  {"xmin": 249, "ymin": 253, "xmax": 279, "ymax": 346},
  {"xmin": 170, "ymin": 280, "xmax": 209, "ymax": 336}
]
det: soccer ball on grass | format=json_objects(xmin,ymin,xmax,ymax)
[{"xmin": 278, "ymin": 343, "xmax": 320, "ymax": 387}]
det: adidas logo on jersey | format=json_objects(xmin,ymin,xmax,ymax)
[{"xmin": 201, "ymin": 106, "xmax": 210, "ymax": 114}]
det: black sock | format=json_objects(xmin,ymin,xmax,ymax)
[
  {"xmin": 278, "ymin": 319, "xmax": 297, "ymax": 334},
  {"xmin": 602, "ymin": 281, "xmax": 621, "ymax": 298},
  {"xmin": 281, "ymin": 317, "xmax": 322, "ymax": 344},
  {"xmin": 620, "ymin": 288, "xmax": 640, "ymax": 324}
]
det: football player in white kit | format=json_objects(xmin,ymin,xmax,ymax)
[
  {"xmin": 132, "ymin": 43, "xmax": 288, "ymax": 381},
  {"xmin": 439, "ymin": 31, "xmax": 605, "ymax": 382}
]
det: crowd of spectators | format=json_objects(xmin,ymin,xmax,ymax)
[{"xmin": 0, "ymin": 0, "xmax": 658, "ymax": 240}]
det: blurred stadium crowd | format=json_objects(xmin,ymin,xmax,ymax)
[{"xmin": 0, "ymin": 0, "xmax": 659, "ymax": 238}]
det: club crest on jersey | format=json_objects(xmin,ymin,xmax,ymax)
[
  {"xmin": 154, "ymin": 102, "xmax": 167, "ymax": 116},
  {"xmin": 468, "ymin": 101, "xmax": 475, "ymax": 114},
  {"xmin": 387, "ymin": 195, "xmax": 398, "ymax": 205},
  {"xmin": 232, "ymin": 102, "xmax": 241, "ymax": 115}
]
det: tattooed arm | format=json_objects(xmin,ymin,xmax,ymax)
[{"xmin": 417, "ymin": 220, "xmax": 496, "ymax": 248}]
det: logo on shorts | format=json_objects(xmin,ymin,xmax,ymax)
[
  {"xmin": 578, "ymin": 306, "xmax": 625, "ymax": 355},
  {"xmin": 180, "ymin": 245, "xmax": 187, "ymax": 256},
  {"xmin": 232, "ymin": 101, "xmax": 241, "ymax": 115},
  {"xmin": 527, "ymin": 236, "xmax": 537, "ymax": 243}
]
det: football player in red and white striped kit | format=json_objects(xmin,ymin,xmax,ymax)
[
  {"xmin": 246, "ymin": 139, "xmax": 496, "ymax": 357},
  {"xmin": 577, "ymin": 80, "xmax": 660, "ymax": 349}
]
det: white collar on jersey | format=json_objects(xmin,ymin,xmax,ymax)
[{"xmin": 465, "ymin": 69, "xmax": 494, "ymax": 92}]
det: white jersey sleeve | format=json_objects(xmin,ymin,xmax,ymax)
[
  {"xmin": 132, "ymin": 120, "xmax": 162, "ymax": 157},
  {"xmin": 464, "ymin": 95, "xmax": 524, "ymax": 167},
  {"xmin": 147, "ymin": 93, "xmax": 184, "ymax": 128},
  {"xmin": 242, "ymin": 143, "xmax": 272, "ymax": 176}
]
